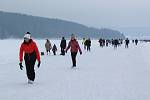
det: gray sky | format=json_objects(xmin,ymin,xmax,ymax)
[{"xmin": 0, "ymin": 0, "xmax": 150, "ymax": 29}]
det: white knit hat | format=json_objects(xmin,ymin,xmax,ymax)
[
  {"xmin": 24, "ymin": 32, "xmax": 31, "ymax": 39},
  {"xmin": 71, "ymin": 34, "xmax": 75, "ymax": 38}
]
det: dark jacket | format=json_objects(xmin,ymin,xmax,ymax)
[
  {"xmin": 86, "ymin": 39, "xmax": 91, "ymax": 46},
  {"xmin": 60, "ymin": 39, "xmax": 66, "ymax": 49},
  {"xmin": 52, "ymin": 45, "xmax": 57, "ymax": 51}
]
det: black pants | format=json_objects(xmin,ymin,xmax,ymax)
[
  {"xmin": 53, "ymin": 51, "xmax": 56, "ymax": 55},
  {"xmin": 71, "ymin": 52, "xmax": 77, "ymax": 67},
  {"xmin": 125, "ymin": 44, "xmax": 129, "ymax": 48},
  {"xmin": 24, "ymin": 52, "xmax": 36, "ymax": 81},
  {"xmin": 87, "ymin": 46, "xmax": 91, "ymax": 51},
  {"xmin": 61, "ymin": 48, "xmax": 65, "ymax": 55},
  {"xmin": 46, "ymin": 50, "xmax": 50, "ymax": 55}
]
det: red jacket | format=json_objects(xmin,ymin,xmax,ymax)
[
  {"xmin": 66, "ymin": 39, "xmax": 82, "ymax": 53},
  {"xmin": 19, "ymin": 39, "xmax": 40, "ymax": 63}
]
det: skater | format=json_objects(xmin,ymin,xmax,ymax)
[
  {"xmin": 66, "ymin": 34, "xmax": 82, "ymax": 68},
  {"xmin": 60, "ymin": 37, "xmax": 66, "ymax": 56},
  {"xmin": 82, "ymin": 38, "xmax": 87, "ymax": 50},
  {"xmin": 106, "ymin": 40, "xmax": 109, "ymax": 47},
  {"xmin": 98, "ymin": 39, "xmax": 103, "ymax": 47},
  {"xmin": 125, "ymin": 38, "xmax": 130, "ymax": 48},
  {"xmin": 19, "ymin": 32, "xmax": 41, "ymax": 84},
  {"xmin": 82, "ymin": 38, "xmax": 86, "ymax": 45},
  {"xmin": 86, "ymin": 38, "xmax": 91, "ymax": 51},
  {"xmin": 102, "ymin": 39, "xmax": 105, "ymax": 47},
  {"xmin": 52, "ymin": 44, "xmax": 57, "ymax": 55},
  {"xmin": 45, "ymin": 39, "xmax": 52, "ymax": 55},
  {"xmin": 114, "ymin": 39, "xmax": 119, "ymax": 49},
  {"xmin": 135, "ymin": 39, "xmax": 138, "ymax": 45},
  {"xmin": 132, "ymin": 40, "xmax": 134, "ymax": 43}
]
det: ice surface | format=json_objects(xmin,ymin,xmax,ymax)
[{"xmin": 0, "ymin": 39, "xmax": 150, "ymax": 100}]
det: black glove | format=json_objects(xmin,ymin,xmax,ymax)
[
  {"xmin": 19, "ymin": 63, "xmax": 23, "ymax": 70},
  {"xmin": 37, "ymin": 61, "xmax": 41, "ymax": 68},
  {"xmin": 80, "ymin": 52, "xmax": 82, "ymax": 55}
]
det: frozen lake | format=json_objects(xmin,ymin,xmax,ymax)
[{"xmin": 0, "ymin": 39, "xmax": 150, "ymax": 100}]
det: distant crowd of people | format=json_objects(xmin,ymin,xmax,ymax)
[{"xmin": 96, "ymin": 38, "xmax": 138, "ymax": 49}]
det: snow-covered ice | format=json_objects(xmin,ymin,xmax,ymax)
[{"xmin": 0, "ymin": 39, "xmax": 150, "ymax": 100}]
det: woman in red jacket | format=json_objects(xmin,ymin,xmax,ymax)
[
  {"xmin": 19, "ymin": 32, "xmax": 41, "ymax": 84},
  {"xmin": 66, "ymin": 34, "xmax": 82, "ymax": 68}
]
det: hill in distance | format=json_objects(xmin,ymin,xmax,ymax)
[{"xmin": 0, "ymin": 11, "xmax": 125, "ymax": 39}]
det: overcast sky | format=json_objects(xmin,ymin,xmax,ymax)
[{"xmin": 0, "ymin": 0, "xmax": 149, "ymax": 29}]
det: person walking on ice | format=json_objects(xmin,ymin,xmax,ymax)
[
  {"xmin": 125, "ymin": 38, "xmax": 130, "ymax": 48},
  {"xmin": 45, "ymin": 39, "xmax": 52, "ymax": 55},
  {"xmin": 19, "ymin": 32, "xmax": 41, "ymax": 84},
  {"xmin": 86, "ymin": 38, "xmax": 91, "ymax": 51},
  {"xmin": 135, "ymin": 39, "xmax": 138, "ymax": 45},
  {"xmin": 66, "ymin": 34, "xmax": 82, "ymax": 68},
  {"xmin": 52, "ymin": 44, "xmax": 57, "ymax": 55},
  {"xmin": 60, "ymin": 37, "xmax": 66, "ymax": 56},
  {"xmin": 82, "ymin": 38, "xmax": 87, "ymax": 50}
]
